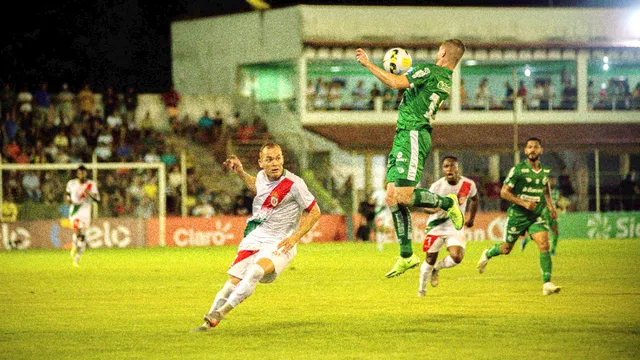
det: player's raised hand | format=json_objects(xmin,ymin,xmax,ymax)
[
  {"xmin": 223, "ymin": 155, "xmax": 243, "ymax": 174},
  {"xmin": 355, "ymin": 48, "xmax": 370, "ymax": 66}
]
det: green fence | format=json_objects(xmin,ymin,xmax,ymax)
[{"xmin": 559, "ymin": 212, "xmax": 640, "ymax": 239}]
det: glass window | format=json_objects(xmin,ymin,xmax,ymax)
[
  {"xmin": 588, "ymin": 58, "xmax": 640, "ymax": 111},
  {"xmin": 461, "ymin": 60, "xmax": 577, "ymax": 111}
]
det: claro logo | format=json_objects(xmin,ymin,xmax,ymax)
[
  {"xmin": 173, "ymin": 220, "xmax": 234, "ymax": 247},
  {"xmin": 1, "ymin": 224, "xmax": 31, "ymax": 250}
]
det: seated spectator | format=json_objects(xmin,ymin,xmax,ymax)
[
  {"xmin": 192, "ymin": 198, "xmax": 216, "ymax": 218},
  {"xmin": 111, "ymin": 189, "xmax": 126, "ymax": 217},
  {"xmin": 1, "ymin": 193, "xmax": 19, "ymax": 222},
  {"xmin": 517, "ymin": 80, "xmax": 527, "ymax": 108},
  {"xmin": 313, "ymin": 80, "xmax": 329, "ymax": 110},
  {"xmin": 106, "ymin": 109, "xmax": 124, "ymax": 129},
  {"xmin": 68, "ymin": 145, "xmax": 84, "ymax": 163},
  {"xmin": 4, "ymin": 140, "xmax": 21, "ymax": 161},
  {"xmin": 327, "ymin": 82, "xmax": 342, "ymax": 110},
  {"xmin": 97, "ymin": 126, "xmax": 114, "ymax": 148},
  {"xmin": 15, "ymin": 149, "xmax": 30, "ymax": 164},
  {"xmin": 115, "ymin": 138, "xmax": 132, "ymax": 160},
  {"xmin": 561, "ymin": 80, "xmax": 577, "ymax": 110},
  {"xmin": 529, "ymin": 80, "xmax": 543, "ymax": 110},
  {"xmin": 70, "ymin": 128, "xmax": 89, "ymax": 155},
  {"xmin": 56, "ymin": 83, "xmax": 74, "ymax": 124},
  {"xmin": 126, "ymin": 174, "xmax": 145, "ymax": 212},
  {"xmin": 352, "ymin": 80, "xmax": 368, "ymax": 110},
  {"xmin": 306, "ymin": 79, "xmax": 316, "ymax": 110},
  {"xmin": 77, "ymin": 83, "xmax": 96, "ymax": 117},
  {"xmin": 144, "ymin": 148, "xmax": 161, "ymax": 163},
  {"xmin": 540, "ymin": 80, "xmax": 556, "ymax": 110},
  {"xmin": 160, "ymin": 145, "xmax": 177, "ymax": 167},
  {"xmin": 42, "ymin": 172, "xmax": 62, "ymax": 205},
  {"xmin": 54, "ymin": 149, "xmax": 71, "ymax": 163},
  {"xmin": 53, "ymin": 130, "xmax": 70, "ymax": 150},
  {"xmin": 101, "ymin": 174, "xmax": 118, "ymax": 215},
  {"xmin": 162, "ymin": 85, "xmax": 181, "ymax": 130},
  {"xmin": 503, "ymin": 81, "xmax": 515, "ymax": 110},
  {"xmin": 34, "ymin": 82, "xmax": 52, "ymax": 126},
  {"xmin": 22, "ymin": 171, "xmax": 42, "ymax": 202},
  {"xmin": 95, "ymin": 143, "xmax": 112, "ymax": 161},
  {"xmin": 16, "ymin": 85, "xmax": 33, "ymax": 114},
  {"xmin": 474, "ymin": 78, "xmax": 493, "ymax": 110},
  {"xmin": 3, "ymin": 113, "xmax": 18, "ymax": 141},
  {"xmin": 43, "ymin": 142, "xmax": 59, "ymax": 162}
]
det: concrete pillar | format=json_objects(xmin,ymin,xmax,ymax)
[
  {"xmin": 489, "ymin": 154, "xmax": 500, "ymax": 183},
  {"xmin": 577, "ymin": 50, "xmax": 589, "ymax": 114},
  {"xmin": 364, "ymin": 153, "xmax": 373, "ymax": 196}
]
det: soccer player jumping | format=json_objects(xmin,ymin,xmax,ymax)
[
  {"xmin": 356, "ymin": 40, "xmax": 466, "ymax": 278},
  {"xmin": 192, "ymin": 143, "xmax": 321, "ymax": 332},
  {"xmin": 66, "ymin": 165, "xmax": 100, "ymax": 267},
  {"xmin": 477, "ymin": 137, "xmax": 561, "ymax": 295}
]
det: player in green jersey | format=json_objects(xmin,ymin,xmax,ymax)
[
  {"xmin": 356, "ymin": 39, "xmax": 466, "ymax": 278},
  {"xmin": 477, "ymin": 138, "xmax": 561, "ymax": 295},
  {"xmin": 521, "ymin": 175, "xmax": 560, "ymax": 255}
]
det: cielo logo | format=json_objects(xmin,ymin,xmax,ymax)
[
  {"xmin": 1, "ymin": 224, "xmax": 31, "ymax": 250},
  {"xmin": 587, "ymin": 214, "xmax": 611, "ymax": 239},
  {"xmin": 173, "ymin": 220, "xmax": 233, "ymax": 247}
]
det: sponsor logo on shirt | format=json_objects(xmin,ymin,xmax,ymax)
[
  {"xmin": 411, "ymin": 68, "xmax": 430, "ymax": 79},
  {"xmin": 437, "ymin": 81, "xmax": 451, "ymax": 94}
]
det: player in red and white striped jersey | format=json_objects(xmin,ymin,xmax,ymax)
[
  {"xmin": 192, "ymin": 143, "xmax": 321, "ymax": 332},
  {"xmin": 65, "ymin": 164, "xmax": 100, "ymax": 267},
  {"xmin": 418, "ymin": 156, "xmax": 478, "ymax": 297}
]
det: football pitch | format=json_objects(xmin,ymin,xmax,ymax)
[{"xmin": 1, "ymin": 240, "xmax": 639, "ymax": 360}]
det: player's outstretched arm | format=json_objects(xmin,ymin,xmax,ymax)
[
  {"xmin": 466, "ymin": 194, "xmax": 479, "ymax": 227},
  {"xmin": 500, "ymin": 184, "xmax": 536, "ymax": 211},
  {"xmin": 276, "ymin": 203, "xmax": 321, "ymax": 253},
  {"xmin": 223, "ymin": 155, "xmax": 257, "ymax": 194},
  {"xmin": 355, "ymin": 48, "xmax": 410, "ymax": 90}
]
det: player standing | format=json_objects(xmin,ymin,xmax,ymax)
[
  {"xmin": 521, "ymin": 175, "xmax": 560, "ymax": 255},
  {"xmin": 477, "ymin": 138, "xmax": 561, "ymax": 295},
  {"xmin": 192, "ymin": 143, "xmax": 321, "ymax": 332},
  {"xmin": 418, "ymin": 156, "xmax": 478, "ymax": 297},
  {"xmin": 356, "ymin": 39, "xmax": 466, "ymax": 278},
  {"xmin": 66, "ymin": 165, "xmax": 100, "ymax": 267}
]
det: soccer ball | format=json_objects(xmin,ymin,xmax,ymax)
[{"xmin": 383, "ymin": 48, "xmax": 412, "ymax": 75}]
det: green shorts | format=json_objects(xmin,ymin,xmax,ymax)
[
  {"xmin": 504, "ymin": 208, "xmax": 550, "ymax": 244},
  {"xmin": 386, "ymin": 129, "xmax": 432, "ymax": 187}
]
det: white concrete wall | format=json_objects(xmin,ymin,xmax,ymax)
[
  {"xmin": 299, "ymin": 6, "xmax": 640, "ymax": 44},
  {"xmin": 172, "ymin": 7, "xmax": 303, "ymax": 96}
]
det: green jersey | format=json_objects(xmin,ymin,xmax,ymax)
[
  {"xmin": 398, "ymin": 63, "xmax": 453, "ymax": 131},
  {"xmin": 503, "ymin": 160, "xmax": 551, "ymax": 216},
  {"xmin": 550, "ymin": 188, "xmax": 560, "ymax": 208}
]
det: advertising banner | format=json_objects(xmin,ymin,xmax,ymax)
[
  {"xmin": 146, "ymin": 214, "xmax": 348, "ymax": 248},
  {"xmin": 1, "ymin": 218, "xmax": 147, "ymax": 251},
  {"xmin": 557, "ymin": 212, "xmax": 640, "ymax": 239}
]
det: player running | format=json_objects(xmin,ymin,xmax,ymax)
[
  {"xmin": 192, "ymin": 143, "xmax": 321, "ymax": 332},
  {"xmin": 65, "ymin": 165, "xmax": 100, "ymax": 267},
  {"xmin": 356, "ymin": 39, "xmax": 466, "ymax": 278},
  {"xmin": 521, "ymin": 175, "xmax": 560, "ymax": 255},
  {"xmin": 477, "ymin": 138, "xmax": 561, "ymax": 295},
  {"xmin": 418, "ymin": 156, "xmax": 478, "ymax": 297}
]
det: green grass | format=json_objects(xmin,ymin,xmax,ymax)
[{"xmin": 1, "ymin": 240, "xmax": 639, "ymax": 360}]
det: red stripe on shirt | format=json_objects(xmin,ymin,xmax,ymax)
[
  {"xmin": 457, "ymin": 181, "xmax": 472, "ymax": 204},
  {"xmin": 261, "ymin": 178, "xmax": 294, "ymax": 210},
  {"xmin": 305, "ymin": 199, "xmax": 317, "ymax": 212}
]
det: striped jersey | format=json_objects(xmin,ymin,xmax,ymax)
[
  {"xmin": 66, "ymin": 179, "xmax": 100, "ymax": 206},
  {"xmin": 244, "ymin": 169, "xmax": 316, "ymax": 241},
  {"xmin": 425, "ymin": 176, "xmax": 477, "ymax": 236}
]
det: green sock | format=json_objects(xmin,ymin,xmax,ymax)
[
  {"xmin": 411, "ymin": 188, "xmax": 453, "ymax": 209},
  {"xmin": 540, "ymin": 251, "xmax": 552, "ymax": 282},
  {"xmin": 486, "ymin": 244, "xmax": 502, "ymax": 258},
  {"xmin": 390, "ymin": 205, "xmax": 413, "ymax": 258}
]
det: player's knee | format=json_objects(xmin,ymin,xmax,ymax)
[
  {"xmin": 502, "ymin": 244, "xmax": 513, "ymax": 255},
  {"xmin": 451, "ymin": 253, "xmax": 464, "ymax": 263}
]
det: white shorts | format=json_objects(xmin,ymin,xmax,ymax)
[
  {"xmin": 227, "ymin": 240, "xmax": 297, "ymax": 284},
  {"xmin": 422, "ymin": 233, "xmax": 466, "ymax": 254},
  {"xmin": 69, "ymin": 205, "xmax": 92, "ymax": 230}
]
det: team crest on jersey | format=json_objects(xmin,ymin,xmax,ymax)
[{"xmin": 270, "ymin": 194, "xmax": 279, "ymax": 207}]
